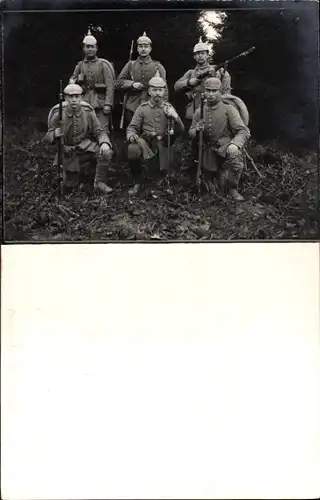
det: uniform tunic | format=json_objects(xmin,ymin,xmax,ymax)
[
  {"xmin": 189, "ymin": 100, "xmax": 250, "ymax": 185},
  {"xmin": 45, "ymin": 102, "xmax": 112, "ymax": 180},
  {"xmin": 126, "ymin": 100, "xmax": 185, "ymax": 171},
  {"xmin": 174, "ymin": 64, "xmax": 231, "ymax": 120},
  {"xmin": 116, "ymin": 56, "xmax": 168, "ymax": 115},
  {"xmin": 70, "ymin": 57, "xmax": 115, "ymax": 132}
]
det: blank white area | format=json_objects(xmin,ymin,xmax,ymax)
[{"xmin": 1, "ymin": 243, "xmax": 320, "ymax": 500}]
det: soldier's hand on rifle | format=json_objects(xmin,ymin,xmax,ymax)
[
  {"xmin": 227, "ymin": 143, "xmax": 240, "ymax": 158},
  {"xmin": 132, "ymin": 82, "xmax": 144, "ymax": 91},
  {"xmin": 188, "ymin": 77, "xmax": 200, "ymax": 87},
  {"xmin": 103, "ymin": 105, "xmax": 111, "ymax": 115},
  {"xmin": 54, "ymin": 128, "xmax": 63, "ymax": 138},
  {"xmin": 165, "ymin": 107, "xmax": 178, "ymax": 121},
  {"xmin": 127, "ymin": 133, "xmax": 139, "ymax": 143},
  {"xmin": 196, "ymin": 120, "xmax": 205, "ymax": 132}
]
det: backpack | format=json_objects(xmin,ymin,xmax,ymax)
[{"xmin": 221, "ymin": 94, "xmax": 249, "ymax": 126}]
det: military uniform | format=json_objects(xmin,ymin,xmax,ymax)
[
  {"xmin": 189, "ymin": 78, "xmax": 250, "ymax": 198},
  {"xmin": 126, "ymin": 73, "xmax": 184, "ymax": 192},
  {"xmin": 70, "ymin": 31, "xmax": 115, "ymax": 134},
  {"xmin": 116, "ymin": 32, "xmax": 168, "ymax": 127},
  {"xmin": 174, "ymin": 38, "xmax": 231, "ymax": 122},
  {"xmin": 44, "ymin": 85, "xmax": 113, "ymax": 193}
]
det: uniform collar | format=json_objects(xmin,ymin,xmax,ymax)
[
  {"xmin": 84, "ymin": 56, "xmax": 98, "ymax": 62},
  {"xmin": 138, "ymin": 56, "xmax": 152, "ymax": 64},
  {"xmin": 149, "ymin": 99, "xmax": 164, "ymax": 108},
  {"xmin": 195, "ymin": 62, "xmax": 211, "ymax": 70},
  {"xmin": 65, "ymin": 106, "xmax": 82, "ymax": 117},
  {"xmin": 206, "ymin": 100, "xmax": 222, "ymax": 110}
]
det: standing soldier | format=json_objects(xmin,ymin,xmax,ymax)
[
  {"xmin": 69, "ymin": 29, "xmax": 115, "ymax": 135},
  {"xmin": 44, "ymin": 83, "xmax": 114, "ymax": 195},
  {"xmin": 126, "ymin": 72, "xmax": 185, "ymax": 195},
  {"xmin": 174, "ymin": 37, "xmax": 232, "ymax": 125},
  {"xmin": 189, "ymin": 77, "xmax": 250, "ymax": 201},
  {"xmin": 116, "ymin": 31, "xmax": 168, "ymax": 130}
]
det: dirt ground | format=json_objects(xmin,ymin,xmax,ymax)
[{"xmin": 3, "ymin": 110, "xmax": 319, "ymax": 241}]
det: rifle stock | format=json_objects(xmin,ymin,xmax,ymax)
[
  {"xmin": 196, "ymin": 93, "xmax": 205, "ymax": 193},
  {"xmin": 120, "ymin": 40, "xmax": 134, "ymax": 130}
]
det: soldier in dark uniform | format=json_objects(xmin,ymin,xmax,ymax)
[
  {"xmin": 116, "ymin": 32, "xmax": 168, "ymax": 129},
  {"xmin": 44, "ymin": 84, "xmax": 113, "ymax": 195},
  {"xmin": 189, "ymin": 78, "xmax": 250, "ymax": 201},
  {"xmin": 69, "ymin": 30, "xmax": 115, "ymax": 135},
  {"xmin": 174, "ymin": 37, "xmax": 232, "ymax": 127},
  {"xmin": 126, "ymin": 72, "xmax": 185, "ymax": 196}
]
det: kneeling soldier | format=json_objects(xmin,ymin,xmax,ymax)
[
  {"xmin": 45, "ymin": 83, "xmax": 113, "ymax": 195},
  {"xmin": 126, "ymin": 71, "xmax": 185, "ymax": 195},
  {"xmin": 189, "ymin": 77, "xmax": 250, "ymax": 201}
]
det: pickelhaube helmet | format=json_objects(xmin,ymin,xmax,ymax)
[
  {"xmin": 204, "ymin": 77, "xmax": 222, "ymax": 90},
  {"xmin": 148, "ymin": 70, "xmax": 166, "ymax": 88},
  {"xmin": 193, "ymin": 36, "xmax": 210, "ymax": 53},
  {"xmin": 137, "ymin": 31, "xmax": 152, "ymax": 45},
  {"xmin": 83, "ymin": 28, "xmax": 97, "ymax": 45},
  {"xmin": 64, "ymin": 83, "xmax": 83, "ymax": 95}
]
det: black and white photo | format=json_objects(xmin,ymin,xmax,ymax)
[{"xmin": 2, "ymin": 1, "xmax": 319, "ymax": 241}]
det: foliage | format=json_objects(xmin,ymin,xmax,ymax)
[{"xmin": 212, "ymin": 7, "xmax": 319, "ymax": 148}]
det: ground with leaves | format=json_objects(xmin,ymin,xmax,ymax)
[{"xmin": 4, "ymin": 110, "xmax": 319, "ymax": 241}]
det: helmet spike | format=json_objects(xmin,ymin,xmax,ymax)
[{"xmin": 137, "ymin": 31, "xmax": 152, "ymax": 45}]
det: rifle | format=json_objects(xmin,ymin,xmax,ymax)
[
  {"xmin": 57, "ymin": 79, "xmax": 64, "ymax": 197},
  {"xmin": 216, "ymin": 46, "xmax": 255, "ymax": 74},
  {"xmin": 165, "ymin": 105, "xmax": 175, "ymax": 172},
  {"xmin": 196, "ymin": 93, "xmax": 205, "ymax": 194},
  {"xmin": 119, "ymin": 40, "xmax": 134, "ymax": 130},
  {"xmin": 195, "ymin": 46, "xmax": 256, "ymax": 82}
]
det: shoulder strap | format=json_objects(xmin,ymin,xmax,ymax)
[
  {"xmin": 129, "ymin": 60, "xmax": 134, "ymax": 79},
  {"xmin": 47, "ymin": 102, "xmax": 67, "ymax": 127},
  {"xmin": 80, "ymin": 100, "xmax": 94, "ymax": 111},
  {"xmin": 98, "ymin": 58, "xmax": 116, "ymax": 80}
]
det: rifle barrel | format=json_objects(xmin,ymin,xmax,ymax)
[
  {"xmin": 196, "ymin": 93, "xmax": 205, "ymax": 191},
  {"xmin": 120, "ymin": 40, "xmax": 134, "ymax": 130},
  {"xmin": 216, "ymin": 46, "xmax": 255, "ymax": 70}
]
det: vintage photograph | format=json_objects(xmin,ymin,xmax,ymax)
[{"xmin": 2, "ymin": 3, "xmax": 319, "ymax": 241}]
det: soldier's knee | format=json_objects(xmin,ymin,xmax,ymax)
[
  {"xmin": 226, "ymin": 155, "xmax": 244, "ymax": 171},
  {"xmin": 128, "ymin": 143, "xmax": 142, "ymax": 160},
  {"xmin": 103, "ymin": 149, "xmax": 113, "ymax": 161}
]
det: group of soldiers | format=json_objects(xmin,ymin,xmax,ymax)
[{"xmin": 45, "ymin": 29, "xmax": 251, "ymax": 201}]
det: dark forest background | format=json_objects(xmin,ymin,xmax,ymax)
[{"xmin": 3, "ymin": 5, "xmax": 319, "ymax": 149}]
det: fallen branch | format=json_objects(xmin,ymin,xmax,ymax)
[
  {"xmin": 57, "ymin": 204, "xmax": 79, "ymax": 218},
  {"xmin": 244, "ymin": 149, "xmax": 263, "ymax": 178}
]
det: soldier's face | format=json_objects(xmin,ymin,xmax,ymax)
[
  {"xmin": 137, "ymin": 43, "xmax": 152, "ymax": 57},
  {"xmin": 66, "ymin": 93, "xmax": 82, "ymax": 109},
  {"xmin": 149, "ymin": 86, "xmax": 165, "ymax": 102},
  {"xmin": 84, "ymin": 43, "xmax": 97, "ymax": 58},
  {"xmin": 194, "ymin": 51, "xmax": 209, "ymax": 65},
  {"xmin": 205, "ymin": 88, "xmax": 221, "ymax": 104}
]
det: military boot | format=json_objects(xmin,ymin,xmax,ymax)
[
  {"xmin": 128, "ymin": 183, "xmax": 141, "ymax": 196},
  {"xmin": 128, "ymin": 159, "xmax": 144, "ymax": 195},
  {"xmin": 229, "ymin": 188, "xmax": 244, "ymax": 202},
  {"xmin": 94, "ymin": 160, "xmax": 113, "ymax": 195}
]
